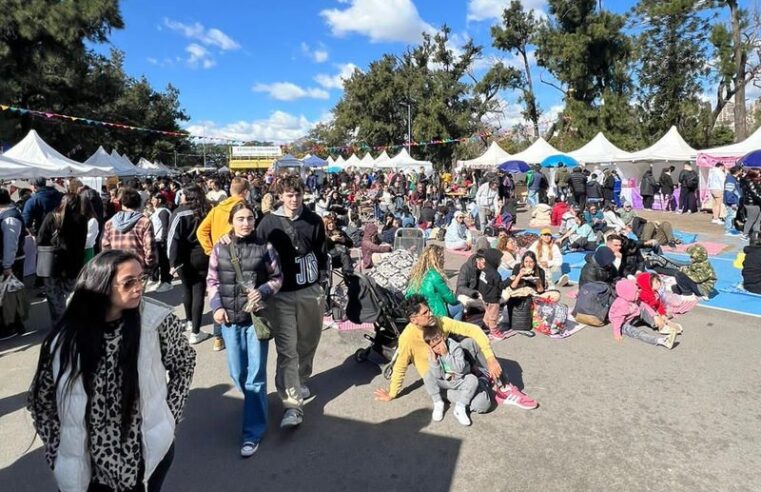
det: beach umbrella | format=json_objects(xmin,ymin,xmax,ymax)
[
  {"xmin": 739, "ymin": 149, "xmax": 761, "ymax": 168},
  {"xmin": 326, "ymin": 166, "xmax": 343, "ymax": 174},
  {"xmin": 540, "ymin": 154, "xmax": 579, "ymax": 168},
  {"xmin": 498, "ymin": 160, "xmax": 530, "ymax": 173}
]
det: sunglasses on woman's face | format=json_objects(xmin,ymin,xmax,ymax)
[{"xmin": 117, "ymin": 274, "xmax": 149, "ymax": 291}]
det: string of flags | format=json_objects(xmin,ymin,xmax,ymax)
[{"xmin": 1, "ymin": 103, "xmax": 507, "ymax": 154}]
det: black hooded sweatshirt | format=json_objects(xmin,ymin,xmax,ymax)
[{"xmin": 477, "ymin": 248, "xmax": 511, "ymax": 303}]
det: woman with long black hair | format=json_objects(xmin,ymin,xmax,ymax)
[
  {"xmin": 168, "ymin": 185, "xmax": 212, "ymax": 344},
  {"xmin": 28, "ymin": 250, "xmax": 195, "ymax": 492},
  {"xmin": 37, "ymin": 193, "xmax": 88, "ymax": 325}
]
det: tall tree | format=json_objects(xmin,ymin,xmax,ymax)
[
  {"xmin": 491, "ymin": 0, "xmax": 542, "ymax": 138},
  {"xmin": 533, "ymin": 0, "xmax": 639, "ymax": 150},
  {"xmin": 709, "ymin": 1, "xmax": 761, "ymax": 141},
  {"xmin": 634, "ymin": 0, "xmax": 710, "ymax": 145}
]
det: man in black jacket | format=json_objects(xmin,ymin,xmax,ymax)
[
  {"xmin": 255, "ymin": 175, "xmax": 329, "ymax": 429},
  {"xmin": 568, "ymin": 168, "xmax": 588, "ymax": 208},
  {"xmin": 22, "ymin": 177, "xmax": 62, "ymax": 235},
  {"xmin": 579, "ymin": 246, "xmax": 618, "ymax": 288},
  {"xmin": 742, "ymin": 237, "xmax": 761, "ymax": 294},
  {"xmin": 455, "ymin": 252, "xmax": 487, "ymax": 313}
]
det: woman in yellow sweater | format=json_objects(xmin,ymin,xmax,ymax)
[{"xmin": 374, "ymin": 295, "xmax": 538, "ymax": 412}]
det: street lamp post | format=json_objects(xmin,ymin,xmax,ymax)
[{"xmin": 400, "ymin": 100, "xmax": 414, "ymax": 154}]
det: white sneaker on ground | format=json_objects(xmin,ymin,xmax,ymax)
[
  {"xmin": 188, "ymin": 332, "xmax": 211, "ymax": 345},
  {"xmin": 432, "ymin": 401, "xmax": 445, "ymax": 422},
  {"xmin": 555, "ymin": 274, "xmax": 569, "ymax": 287},
  {"xmin": 280, "ymin": 409, "xmax": 303, "ymax": 428},
  {"xmin": 155, "ymin": 282, "xmax": 173, "ymax": 293},
  {"xmin": 453, "ymin": 404, "xmax": 471, "ymax": 426},
  {"xmin": 185, "ymin": 320, "xmax": 193, "ymax": 332},
  {"xmin": 240, "ymin": 441, "xmax": 259, "ymax": 458}
]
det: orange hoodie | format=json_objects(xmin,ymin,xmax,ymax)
[{"xmin": 196, "ymin": 195, "xmax": 244, "ymax": 255}]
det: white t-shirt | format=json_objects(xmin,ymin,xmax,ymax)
[{"xmin": 206, "ymin": 189, "xmax": 228, "ymax": 204}]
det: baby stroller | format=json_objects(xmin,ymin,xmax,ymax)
[
  {"xmin": 345, "ymin": 273, "xmax": 408, "ymax": 379},
  {"xmin": 393, "ymin": 227, "xmax": 426, "ymax": 257}
]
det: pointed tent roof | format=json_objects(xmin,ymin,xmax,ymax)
[
  {"xmin": 326, "ymin": 156, "xmax": 335, "ymax": 166},
  {"xmin": 619, "ymin": 126, "xmax": 697, "ymax": 162},
  {"xmin": 510, "ymin": 137, "xmax": 563, "ymax": 164},
  {"xmin": 457, "ymin": 142, "xmax": 512, "ymax": 169},
  {"xmin": 334, "ymin": 155, "xmax": 347, "ymax": 169},
  {"xmin": 273, "ymin": 153, "xmax": 304, "ymax": 169},
  {"xmin": 0, "ymin": 154, "xmax": 43, "ymax": 180},
  {"xmin": 137, "ymin": 157, "xmax": 171, "ymax": 176},
  {"xmin": 374, "ymin": 151, "xmax": 391, "ymax": 167},
  {"xmin": 5, "ymin": 130, "xmax": 111, "ymax": 177},
  {"xmin": 344, "ymin": 153, "xmax": 361, "ymax": 168},
  {"xmin": 387, "ymin": 148, "xmax": 433, "ymax": 169},
  {"xmin": 110, "ymin": 150, "xmax": 147, "ymax": 176},
  {"xmin": 356, "ymin": 152, "xmax": 375, "ymax": 168},
  {"xmin": 568, "ymin": 132, "xmax": 634, "ymax": 164},
  {"xmin": 86, "ymin": 147, "xmax": 134, "ymax": 177},
  {"xmin": 302, "ymin": 155, "xmax": 327, "ymax": 168},
  {"xmin": 700, "ymin": 125, "xmax": 761, "ymax": 157}
]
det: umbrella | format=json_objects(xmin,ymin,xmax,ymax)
[
  {"xmin": 498, "ymin": 160, "xmax": 530, "ymax": 173},
  {"xmin": 541, "ymin": 154, "xmax": 579, "ymax": 168},
  {"xmin": 739, "ymin": 149, "xmax": 761, "ymax": 168},
  {"xmin": 326, "ymin": 166, "xmax": 343, "ymax": 174}
]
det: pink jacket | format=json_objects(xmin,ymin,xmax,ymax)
[{"xmin": 608, "ymin": 279, "xmax": 655, "ymax": 338}]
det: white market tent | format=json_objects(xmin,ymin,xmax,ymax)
[
  {"xmin": 344, "ymin": 153, "xmax": 361, "ymax": 168},
  {"xmin": 456, "ymin": 141, "xmax": 512, "ymax": 170},
  {"xmin": 510, "ymin": 137, "xmax": 563, "ymax": 164},
  {"xmin": 111, "ymin": 150, "xmax": 148, "ymax": 176},
  {"xmin": 373, "ymin": 150, "xmax": 391, "ymax": 168},
  {"xmin": 615, "ymin": 126, "xmax": 697, "ymax": 163},
  {"xmin": 0, "ymin": 154, "xmax": 43, "ymax": 180},
  {"xmin": 86, "ymin": 146, "xmax": 135, "ymax": 177},
  {"xmin": 698, "ymin": 125, "xmax": 761, "ymax": 158},
  {"xmin": 137, "ymin": 157, "xmax": 172, "ymax": 176},
  {"xmin": 326, "ymin": 156, "xmax": 335, "ymax": 166},
  {"xmin": 357, "ymin": 152, "xmax": 375, "ymax": 169},
  {"xmin": 387, "ymin": 148, "xmax": 433, "ymax": 172},
  {"xmin": 568, "ymin": 132, "xmax": 634, "ymax": 164},
  {"xmin": 334, "ymin": 155, "xmax": 347, "ymax": 169},
  {"xmin": 4, "ymin": 130, "xmax": 111, "ymax": 177}
]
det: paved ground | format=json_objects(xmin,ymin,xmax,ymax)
[{"xmin": 1, "ymin": 210, "xmax": 760, "ymax": 491}]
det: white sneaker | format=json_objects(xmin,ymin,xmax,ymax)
[
  {"xmin": 280, "ymin": 409, "xmax": 303, "ymax": 428},
  {"xmin": 155, "ymin": 282, "xmax": 173, "ymax": 293},
  {"xmin": 555, "ymin": 274, "xmax": 569, "ymax": 287},
  {"xmin": 453, "ymin": 404, "xmax": 471, "ymax": 426},
  {"xmin": 432, "ymin": 401, "xmax": 445, "ymax": 422},
  {"xmin": 185, "ymin": 320, "xmax": 193, "ymax": 332},
  {"xmin": 188, "ymin": 331, "xmax": 211, "ymax": 345},
  {"xmin": 240, "ymin": 441, "xmax": 259, "ymax": 458},
  {"xmin": 711, "ymin": 219, "xmax": 723, "ymax": 225}
]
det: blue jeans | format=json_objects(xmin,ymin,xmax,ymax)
[
  {"xmin": 221, "ymin": 323, "xmax": 269, "ymax": 444},
  {"xmin": 447, "ymin": 302, "xmax": 464, "ymax": 321},
  {"xmin": 527, "ymin": 190, "xmax": 538, "ymax": 207},
  {"xmin": 725, "ymin": 205, "xmax": 737, "ymax": 233}
]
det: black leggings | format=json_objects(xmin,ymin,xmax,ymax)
[
  {"xmin": 155, "ymin": 241, "xmax": 172, "ymax": 284},
  {"xmin": 178, "ymin": 252, "xmax": 209, "ymax": 334},
  {"xmin": 653, "ymin": 267, "xmax": 702, "ymax": 297}
]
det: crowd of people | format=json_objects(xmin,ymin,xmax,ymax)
[{"xmin": 0, "ymin": 160, "xmax": 759, "ymax": 491}]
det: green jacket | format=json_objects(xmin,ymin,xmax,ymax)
[
  {"xmin": 679, "ymin": 245, "xmax": 716, "ymax": 297},
  {"xmin": 406, "ymin": 269, "xmax": 457, "ymax": 317}
]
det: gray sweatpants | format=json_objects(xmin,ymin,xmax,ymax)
[
  {"xmin": 423, "ymin": 372, "xmax": 479, "ymax": 406},
  {"xmin": 261, "ymin": 283, "xmax": 324, "ymax": 411},
  {"xmin": 456, "ymin": 338, "xmax": 501, "ymax": 413},
  {"xmin": 622, "ymin": 307, "xmax": 663, "ymax": 346}
]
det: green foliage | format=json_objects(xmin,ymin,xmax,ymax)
[
  {"xmin": 325, "ymin": 26, "xmax": 519, "ymax": 168},
  {"xmin": 0, "ymin": 1, "xmax": 190, "ymax": 162}
]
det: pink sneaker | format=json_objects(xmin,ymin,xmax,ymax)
[{"xmin": 497, "ymin": 384, "xmax": 538, "ymax": 410}]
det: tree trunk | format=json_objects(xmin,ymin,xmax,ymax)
[
  {"xmin": 730, "ymin": 0, "xmax": 747, "ymax": 141},
  {"xmin": 521, "ymin": 48, "xmax": 540, "ymax": 139}
]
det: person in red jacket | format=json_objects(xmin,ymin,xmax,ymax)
[
  {"xmin": 635, "ymin": 272, "xmax": 666, "ymax": 316},
  {"xmin": 550, "ymin": 198, "xmax": 570, "ymax": 227}
]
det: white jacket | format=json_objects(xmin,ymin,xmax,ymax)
[
  {"xmin": 707, "ymin": 167, "xmax": 725, "ymax": 191},
  {"xmin": 52, "ymin": 298, "xmax": 176, "ymax": 492},
  {"xmin": 475, "ymin": 183, "xmax": 499, "ymax": 212}
]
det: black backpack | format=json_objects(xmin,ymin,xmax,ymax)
[{"xmin": 572, "ymin": 281, "xmax": 615, "ymax": 326}]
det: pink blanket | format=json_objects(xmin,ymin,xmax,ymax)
[{"xmin": 663, "ymin": 241, "xmax": 728, "ymax": 256}]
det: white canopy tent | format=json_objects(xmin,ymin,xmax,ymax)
[
  {"xmin": 456, "ymin": 142, "xmax": 512, "ymax": 170},
  {"xmin": 111, "ymin": 150, "xmax": 148, "ymax": 176},
  {"xmin": 326, "ymin": 156, "xmax": 335, "ymax": 166},
  {"xmin": 510, "ymin": 137, "xmax": 563, "ymax": 164},
  {"xmin": 356, "ymin": 153, "xmax": 375, "ymax": 169},
  {"xmin": 387, "ymin": 148, "xmax": 433, "ymax": 171},
  {"xmin": 334, "ymin": 155, "xmax": 347, "ymax": 169},
  {"xmin": 85, "ymin": 147, "xmax": 132, "ymax": 177},
  {"xmin": 137, "ymin": 157, "xmax": 172, "ymax": 176},
  {"xmin": 615, "ymin": 126, "xmax": 697, "ymax": 163},
  {"xmin": 568, "ymin": 132, "xmax": 634, "ymax": 164},
  {"xmin": 0, "ymin": 154, "xmax": 44, "ymax": 180},
  {"xmin": 4, "ymin": 130, "xmax": 111, "ymax": 177},
  {"xmin": 344, "ymin": 153, "xmax": 361, "ymax": 168},
  {"xmin": 698, "ymin": 125, "xmax": 761, "ymax": 158},
  {"xmin": 373, "ymin": 151, "xmax": 391, "ymax": 168}
]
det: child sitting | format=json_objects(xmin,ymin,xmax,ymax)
[
  {"xmin": 422, "ymin": 325, "xmax": 479, "ymax": 426},
  {"xmin": 679, "ymin": 245, "xmax": 717, "ymax": 298},
  {"xmin": 609, "ymin": 279, "xmax": 678, "ymax": 349},
  {"xmin": 478, "ymin": 248, "xmax": 512, "ymax": 340}
]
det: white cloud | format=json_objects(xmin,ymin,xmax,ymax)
[
  {"xmin": 467, "ymin": 0, "xmax": 547, "ymax": 22},
  {"xmin": 163, "ymin": 19, "xmax": 241, "ymax": 51},
  {"xmin": 185, "ymin": 111, "xmax": 319, "ymax": 143},
  {"xmin": 300, "ymin": 42, "xmax": 329, "ymax": 63},
  {"xmin": 314, "ymin": 63, "xmax": 360, "ymax": 90},
  {"xmin": 186, "ymin": 44, "xmax": 216, "ymax": 69},
  {"xmin": 146, "ymin": 57, "xmax": 175, "ymax": 67},
  {"xmin": 321, "ymin": 0, "xmax": 435, "ymax": 43},
  {"xmin": 252, "ymin": 82, "xmax": 330, "ymax": 101}
]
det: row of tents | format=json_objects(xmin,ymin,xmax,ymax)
[
  {"xmin": 0, "ymin": 130, "xmax": 176, "ymax": 180},
  {"xmin": 274, "ymin": 148, "xmax": 433, "ymax": 173}
]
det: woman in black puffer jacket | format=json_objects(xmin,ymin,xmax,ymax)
[{"xmin": 741, "ymin": 169, "xmax": 761, "ymax": 240}]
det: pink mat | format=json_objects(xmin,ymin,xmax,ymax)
[
  {"xmin": 663, "ymin": 241, "xmax": 728, "ymax": 256},
  {"xmin": 337, "ymin": 320, "xmax": 375, "ymax": 332}
]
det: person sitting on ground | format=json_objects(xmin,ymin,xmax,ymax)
[
  {"xmin": 609, "ymin": 279, "xmax": 678, "ymax": 349},
  {"xmin": 529, "ymin": 228, "xmax": 568, "ymax": 288},
  {"xmin": 406, "ymin": 244, "xmax": 464, "ymax": 320},
  {"xmin": 558, "ymin": 214, "xmax": 598, "ymax": 252},
  {"xmin": 635, "ymin": 272, "xmax": 667, "ymax": 317},
  {"xmin": 496, "ymin": 234, "xmax": 521, "ymax": 277},
  {"xmin": 444, "ymin": 211, "xmax": 472, "ymax": 251},
  {"xmin": 379, "ymin": 213, "xmax": 397, "ymax": 245},
  {"xmin": 583, "ymin": 203, "xmax": 606, "ymax": 233},
  {"xmin": 422, "ymin": 325, "xmax": 480, "ymax": 426},
  {"xmin": 373, "ymin": 295, "xmax": 537, "ymax": 410},
  {"xmin": 528, "ymin": 201, "xmax": 552, "ymax": 228},
  {"xmin": 551, "ymin": 198, "xmax": 571, "ymax": 227},
  {"xmin": 478, "ymin": 248, "xmax": 512, "ymax": 340},
  {"xmin": 603, "ymin": 205, "xmax": 628, "ymax": 233},
  {"xmin": 360, "ymin": 222, "xmax": 392, "ymax": 270},
  {"xmin": 741, "ymin": 236, "xmax": 761, "ymax": 294},
  {"xmin": 455, "ymin": 250, "xmax": 486, "ymax": 313},
  {"xmin": 559, "ymin": 206, "xmax": 579, "ymax": 234},
  {"xmin": 579, "ymin": 246, "xmax": 618, "ymax": 288},
  {"xmin": 419, "ymin": 200, "xmax": 436, "ymax": 228},
  {"xmin": 397, "ymin": 205, "xmax": 417, "ymax": 228},
  {"xmin": 616, "ymin": 201, "xmax": 637, "ymax": 227},
  {"xmin": 678, "ymin": 244, "xmax": 717, "ymax": 298},
  {"xmin": 632, "ymin": 217, "xmax": 679, "ymax": 248},
  {"xmin": 324, "ymin": 215, "xmax": 354, "ymax": 275}
]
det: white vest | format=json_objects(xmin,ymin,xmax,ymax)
[{"xmin": 52, "ymin": 298, "xmax": 176, "ymax": 492}]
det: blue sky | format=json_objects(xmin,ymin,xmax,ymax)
[{"xmin": 99, "ymin": 0, "xmax": 753, "ymax": 143}]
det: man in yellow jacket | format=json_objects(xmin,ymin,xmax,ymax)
[
  {"xmin": 197, "ymin": 177, "xmax": 250, "ymax": 351},
  {"xmin": 374, "ymin": 294, "xmax": 538, "ymax": 413}
]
